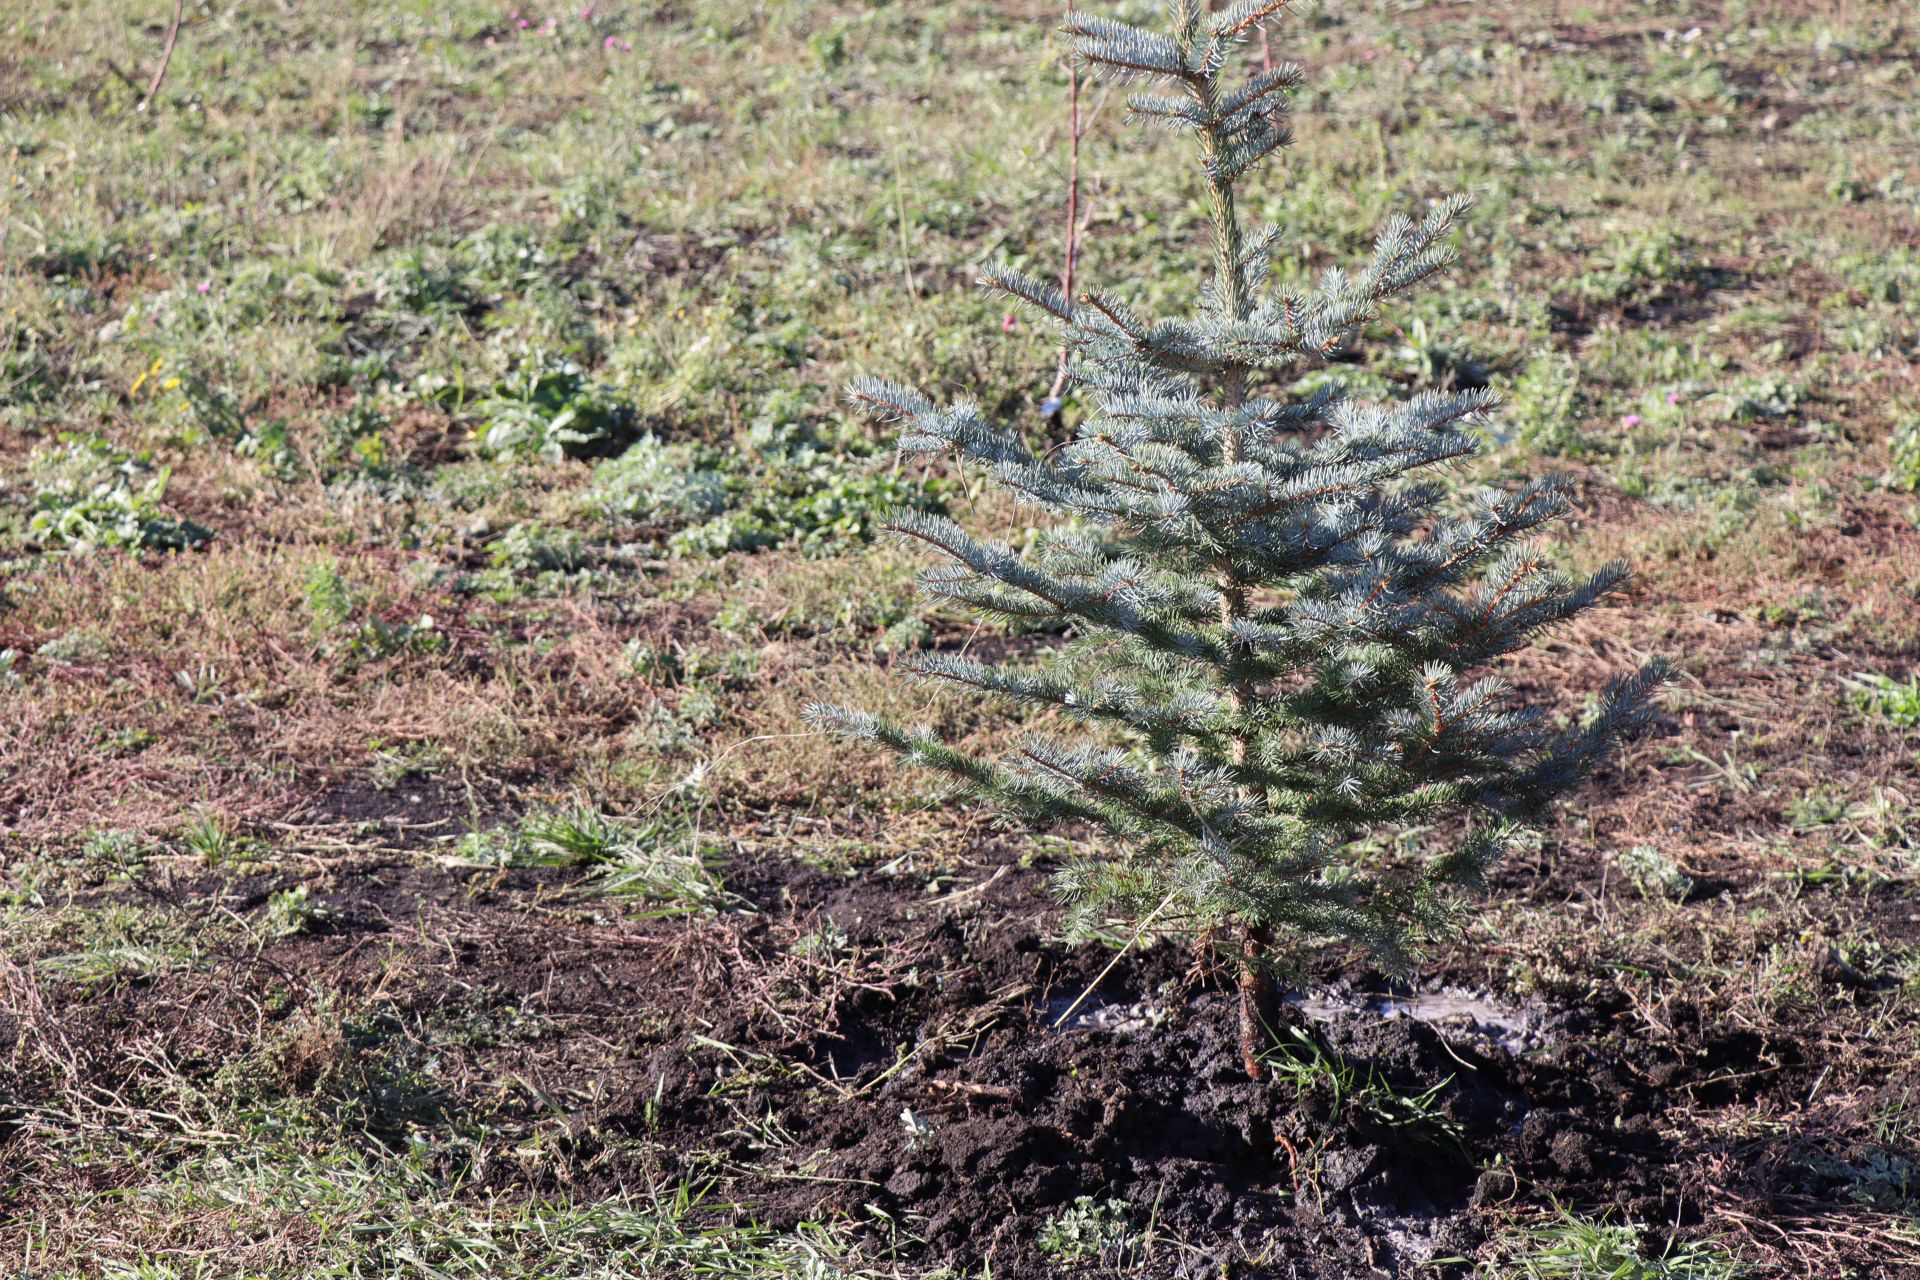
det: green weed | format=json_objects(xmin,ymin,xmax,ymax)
[
  {"xmin": 23, "ymin": 436, "xmax": 209, "ymax": 554},
  {"xmin": 1264, "ymin": 1026, "xmax": 1465, "ymax": 1152},
  {"xmin": 487, "ymin": 521, "xmax": 589, "ymax": 573},
  {"xmin": 264, "ymin": 885, "xmax": 332, "ymax": 938},
  {"xmin": 590, "ymin": 435, "xmax": 730, "ymax": 527},
  {"xmin": 1573, "ymin": 226, "xmax": 1709, "ymax": 303},
  {"xmin": 1477, "ymin": 1213, "xmax": 1745, "ymax": 1279},
  {"xmin": 1036, "ymin": 1196, "xmax": 1145, "ymax": 1268},
  {"xmin": 79, "ymin": 829, "xmax": 150, "ymax": 871},
  {"xmin": 1847, "ymin": 672, "xmax": 1920, "ymax": 730},
  {"xmin": 1885, "ymin": 418, "xmax": 1920, "ymax": 493},
  {"xmin": 474, "ymin": 355, "xmax": 637, "ymax": 461},
  {"xmin": 457, "ymin": 805, "xmax": 731, "ymax": 914},
  {"xmin": 1616, "ymin": 846, "xmax": 1694, "ymax": 903},
  {"xmin": 179, "ymin": 811, "xmax": 257, "ymax": 864},
  {"xmin": 304, "ymin": 559, "xmax": 356, "ymax": 634},
  {"xmin": 1503, "ymin": 351, "xmax": 1590, "ymax": 456}
]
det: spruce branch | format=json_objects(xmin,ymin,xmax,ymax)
[{"xmin": 1209, "ymin": 0, "xmax": 1301, "ymax": 43}]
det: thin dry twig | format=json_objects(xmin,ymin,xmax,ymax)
[
  {"xmin": 924, "ymin": 1078, "xmax": 1020, "ymax": 1104},
  {"xmin": 138, "ymin": 0, "xmax": 187, "ymax": 113},
  {"xmin": 1044, "ymin": 3, "xmax": 1086, "ymax": 429}
]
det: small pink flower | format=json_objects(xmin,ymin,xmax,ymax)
[
  {"xmin": 1622, "ymin": 413, "xmax": 1642, "ymax": 428},
  {"xmin": 581, "ymin": 3, "xmax": 594, "ymax": 16},
  {"xmin": 1002, "ymin": 314, "xmax": 1017, "ymax": 332},
  {"xmin": 516, "ymin": 17, "xmax": 529, "ymax": 27},
  {"xmin": 508, "ymin": 8, "xmax": 519, "ymax": 17},
  {"xmin": 196, "ymin": 281, "xmax": 211, "ymax": 294},
  {"xmin": 1667, "ymin": 392, "xmax": 1682, "ymax": 405}
]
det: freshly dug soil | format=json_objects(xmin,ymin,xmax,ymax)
[{"xmin": 608, "ymin": 856, "xmax": 1683, "ymax": 1278}]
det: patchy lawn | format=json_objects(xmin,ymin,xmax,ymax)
[{"xmin": 2, "ymin": 1, "xmax": 1917, "ymax": 1276}]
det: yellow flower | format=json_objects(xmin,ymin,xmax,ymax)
[{"xmin": 129, "ymin": 357, "xmax": 165, "ymax": 397}]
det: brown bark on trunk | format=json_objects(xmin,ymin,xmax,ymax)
[{"xmin": 1238, "ymin": 923, "xmax": 1281, "ymax": 1079}]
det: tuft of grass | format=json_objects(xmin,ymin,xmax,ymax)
[
  {"xmin": 457, "ymin": 804, "xmax": 732, "ymax": 915},
  {"xmin": 36, "ymin": 945, "xmax": 190, "ymax": 989},
  {"xmin": 1478, "ymin": 1213, "xmax": 1746, "ymax": 1279},
  {"xmin": 1264, "ymin": 1025, "xmax": 1464, "ymax": 1152},
  {"xmin": 179, "ymin": 811, "xmax": 257, "ymax": 863}
]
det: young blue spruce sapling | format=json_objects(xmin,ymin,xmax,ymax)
[{"xmin": 807, "ymin": 0, "xmax": 1666, "ymax": 1079}]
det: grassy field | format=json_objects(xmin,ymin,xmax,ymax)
[{"xmin": 3, "ymin": 0, "xmax": 1919, "ymax": 1275}]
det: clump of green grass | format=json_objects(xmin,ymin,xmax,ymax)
[
  {"xmin": 1265, "ymin": 1026, "xmax": 1464, "ymax": 1152},
  {"xmin": 36, "ymin": 944, "xmax": 189, "ymax": 989},
  {"xmin": 1478, "ymin": 1213, "xmax": 1745, "ymax": 1279},
  {"xmin": 455, "ymin": 804, "xmax": 730, "ymax": 914},
  {"xmin": 179, "ymin": 811, "xmax": 258, "ymax": 863},
  {"xmin": 23, "ymin": 902, "xmax": 205, "ymax": 992}
]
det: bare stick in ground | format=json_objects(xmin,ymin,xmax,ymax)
[
  {"xmin": 137, "ymin": 0, "xmax": 186, "ymax": 113},
  {"xmin": 1043, "ymin": 4, "xmax": 1085, "ymax": 433}
]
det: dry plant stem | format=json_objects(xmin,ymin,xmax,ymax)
[
  {"xmin": 138, "ymin": 0, "xmax": 186, "ymax": 112},
  {"xmin": 1046, "ymin": 6, "xmax": 1084, "ymax": 426}
]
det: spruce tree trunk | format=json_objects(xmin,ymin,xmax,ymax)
[
  {"xmin": 1238, "ymin": 923, "xmax": 1280, "ymax": 1079},
  {"xmin": 1203, "ymin": 65, "xmax": 1275, "ymax": 1087}
]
